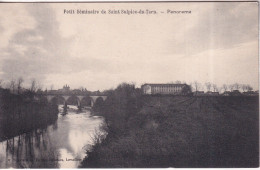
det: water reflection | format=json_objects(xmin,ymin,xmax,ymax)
[{"xmin": 0, "ymin": 105, "xmax": 103, "ymax": 168}]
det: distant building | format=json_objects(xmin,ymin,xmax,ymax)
[
  {"xmin": 193, "ymin": 91, "xmax": 205, "ymax": 96},
  {"xmin": 52, "ymin": 84, "xmax": 71, "ymax": 94},
  {"xmin": 62, "ymin": 84, "xmax": 70, "ymax": 92},
  {"xmin": 141, "ymin": 83, "xmax": 191, "ymax": 95},
  {"xmin": 206, "ymin": 91, "xmax": 219, "ymax": 96}
]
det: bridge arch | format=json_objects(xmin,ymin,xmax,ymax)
[
  {"xmin": 52, "ymin": 96, "xmax": 66, "ymax": 105},
  {"xmin": 95, "ymin": 97, "xmax": 104, "ymax": 106},
  {"xmin": 90, "ymin": 96, "xmax": 107, "ymax": 107},
  {"xmin": 80, "ymin": 96, "xmax": 92, "ymax": 107},
  {"xmin": 44, "ymin": 95, "xmax": 107, "ymax": 107},
  {"xmin": 66, "ymin": 95, "xmax": 79, "ymax": 105}
]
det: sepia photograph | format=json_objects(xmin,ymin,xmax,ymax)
[{"xmin": 0, "ymin": 1, "xmax": 259, "ymax": 168}]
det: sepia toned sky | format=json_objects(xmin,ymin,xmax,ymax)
[{"xmin": 0, "ymin": 2, "xmax": 258, "ymax": 91}]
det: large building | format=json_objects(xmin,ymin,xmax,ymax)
[
  {"xmin": 61, "ymin": 84, "xmax": 70, "ymax": 92},
  {"xmin": 141, "ymin": 83, "xmax": 191, "ymax": 95}
]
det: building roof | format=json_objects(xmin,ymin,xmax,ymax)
[{"xmin": 142, "ymin": 83, "xmax": 187, "ymax": 87}]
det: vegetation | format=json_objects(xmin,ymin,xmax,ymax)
[
  {"xmin": 0, "ymin": 78, "xmax": 59, "ymax": 142},
  {"xmin": 81, "ymin": 83, "xmax": 258, "ymax": 168},
  {"xmin": 190, "ymin": 81, "xmax": 254, "ymax": 93}
]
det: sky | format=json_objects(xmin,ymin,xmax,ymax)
[{"xmin": 0, "ymin": 2, "xmax": 258, "ymax": 91}]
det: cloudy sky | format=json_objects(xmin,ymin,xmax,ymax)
[{"xmin": 0, "ymin": 2, "xmax": 258, "ymax": 91}]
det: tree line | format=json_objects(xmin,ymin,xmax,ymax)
[
  {"xmin": 166, "ymin": 80, "xmax": 254, "ymax": 93},
  {"xmin": 191, "ymin": 81, "xmax": 254, "ymax": 93},
  {"xmin": 0, "ymin": 77, "xmax": 59, "ymax": 142},
  {"xmin": 0, "ymin": 77, "xmax": 43, "ymax": 95}
]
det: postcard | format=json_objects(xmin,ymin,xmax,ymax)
[{"xmin": 0, "ymin": 2, "xmax": 258, "ymax": 168}]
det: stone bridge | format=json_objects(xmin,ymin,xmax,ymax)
[{"xmin": 44, "ymin": 94, "xmax": 107, "ymax": 107}]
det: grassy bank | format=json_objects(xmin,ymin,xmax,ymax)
[
  {"xmin": 80, "ymin": 84, "xmax": 259, "ymax": 168},
  {"xmin": 0, "ymin": 89, "xmax": 59, "ymax": 142}
]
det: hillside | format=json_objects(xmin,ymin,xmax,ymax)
[{"xmin": 81, "ymin": 89, "xmax": 259, "ymax": 168}]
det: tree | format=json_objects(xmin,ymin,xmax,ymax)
[
  {"xmin": 36, "ymin": 81, "xmax": 43, "ymax": 92},
  {"xmin": 245, "ymin": 84, "xmax": 253, "ymax": 91},
  {"xmin": 233, "ymin": 83, "xmax": 240, "ymax": 90},
  {"xmin": 212, "ymin": 84, "xmax": 218, "ymax": 92},
  {"xmin": 229, "ymin": 84, "xmax": 234, "ymax": 91},
  {"xmin": 79, "ymin": 86, "xmax": 85, "ymax": 91},
  {"xmin": 193, "ymin": 81, "xmax": 201, "ymax": 92},
  {"xmin": 222, "ymin": 84, "xmax": 228, "ymax": 92},
  {"xmin": 0, "ymin": 79, "xmax": 3, "ymax": 88},
  {"xmin": 30, "ymin": 79, "xmax": 36, "ymax": 92},
  {"xmin": 205, "ymin": 82, "xmax": 212, "ymax": 92},
  {"xmin": 247, "ymin": 86, "xmax": 253, "ymax": 91},
  {"xmin": 181, "ymin": 85, "xmax": 192, "ymax": 94},
  {"xmin": 50, "ymin": 84, "xmax": 54, "ymax": 91},
  {"xmin": 10, "ymin": 79, "xmax": 16, "ymax": 93},
  {"xmin": 241, "ymin": 84, "xmax": 253, "ymax": 92},
  {"xmin": 17, "ymin": 77, "xmax": 24, "ymax": 94},
  {"xmin": 241, "ymin": 84, "xmax": 247, "ymax": 92}
]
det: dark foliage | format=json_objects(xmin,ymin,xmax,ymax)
[
  {"xmin": 0, "ymin": 88, "xmax": 59, "ymax": 142},
  {"xmin": 81, "ymin": 84, "xmax": 259, "ymax": 168}
]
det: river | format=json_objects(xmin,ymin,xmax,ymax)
[{"xmin": 0, "ymin": 105, "xmax": 104, "ymax": 168}]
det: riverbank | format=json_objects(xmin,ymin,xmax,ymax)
[
  {"xmin": 0, "ymin": 104, "xmax": 104, "ymax": 168},
  {"xmin": 80, "ymin": 83, "xmax": 259, "ymax": 168},
  {"xmin": 0, "ymin": 89, "xmax": 59, "ymax": 142}
]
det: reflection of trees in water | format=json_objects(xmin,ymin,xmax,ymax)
[
  {"xmin": 0, "ymin": 102, "xmax": 59, "ymax": 142},
  {"xmin": 4, "ymin": 125, "xmax": 59, "ymax": 168}
]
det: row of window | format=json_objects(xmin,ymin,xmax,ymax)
[{"xmin": 152, "ymin": 86, "xmax": 182, "ymax": 92}]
